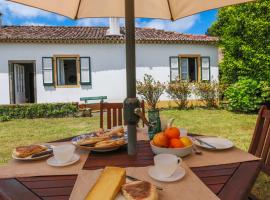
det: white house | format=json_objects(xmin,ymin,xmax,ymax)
[{"xmin": 0, "ymin": 20, "xmax": 219, "ymax": 105}]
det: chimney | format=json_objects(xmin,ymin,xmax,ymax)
[
  {"xmin": 0, "ymin": 13, "xmax": 2, "ymax": 28},
  {"xmin": 106, "ymin": 18, "xmax": 121, "ymax": 36}
]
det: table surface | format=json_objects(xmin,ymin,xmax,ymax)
[{"xmin": 0, "ymin": 133, "xmax": 261, "ymax": 200}]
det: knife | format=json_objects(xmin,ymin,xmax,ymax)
[
  {"xmin": 195, "ymin": 138, "xmax": 217, "ymax": 149},
  {"xmin": 126, "ymin": 175, "xmax": 163, "ymax": 190}
]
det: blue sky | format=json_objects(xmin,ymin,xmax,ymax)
[{"xmin": 0, "ymin": 0, "xmax": 218, "ymax": 34}]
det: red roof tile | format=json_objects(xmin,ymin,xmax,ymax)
[{"xmin": 0, "ymin": 26, "xmax": 218, "ymax": 44}]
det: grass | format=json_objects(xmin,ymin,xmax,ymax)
[{"xmin": 0, "ymin": 109, "xmax": 269, "ymax": 199}]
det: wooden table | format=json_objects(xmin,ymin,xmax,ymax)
[{"xmin": 0, "ymin": 135, "xmax": 261, "ymax": 200}]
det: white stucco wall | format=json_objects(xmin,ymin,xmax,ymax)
[{"xmin": 0, "ymin": 43, "xmax": 218, "ymax": 104}]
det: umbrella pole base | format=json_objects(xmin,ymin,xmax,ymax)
[{"xmin": 127, "ymin": 124, "xmax": 137, "ymax": 155}]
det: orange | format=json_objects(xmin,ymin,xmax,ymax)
[
  {"xmin": 180, "ymin": 137, "xmax": 193, "ymax": 147},
  {"xmin": 169, "ymin": 138, "xmax": 185, "ymax": 148},
  {"xmin": 165, "ymin": 127, "xmax": 180, "ymax": 139},
  {"xmin": 153, "ymin": 132, "xmax": 169, "ymax": 148}
]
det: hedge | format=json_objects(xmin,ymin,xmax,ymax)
[{"xmin": 0, "ymin": 103, "xmax": 79, "ymax": 120}]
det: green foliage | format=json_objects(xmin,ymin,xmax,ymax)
[
  {"xmin": 224, "ymin": 78, "xmax": 266, "ymax": 112},
  {"xmin": 208, "ymin": 0, "xmax": 270, "ymax": 84},
  {"xmin": 137, "ymin": 74, "xmax": 165, "ymax": 110},
  {"xmin": 0, "ymin": 103, "xmax": 79, "ymax": 120},
  {"xmin": 0, "ymin": 115, "xmax": 10, "ymax": 122},
  {"xmin": 195, "ymin": 81, "xmax": 220, "ymax": 108},
  {"xmin": 166, "ymin": 80, "xmax": 192, "ymax": 109}
]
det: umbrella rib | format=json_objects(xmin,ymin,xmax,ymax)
[
  {"xmin": 75, "ymin": 0, "xmax": 82, "ymax": 20},
  {"xmin": 166, "ymin": 0, "xmax": 174, "ymax": 21}
]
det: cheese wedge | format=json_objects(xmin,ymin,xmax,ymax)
[{"xmin": 85, "ymin": 166, "xmax": 126, "ymax": 200}]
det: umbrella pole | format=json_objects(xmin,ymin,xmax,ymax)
[{"xmin": 124, "ymin": 0, "xmax": 139, "ymax": 155}]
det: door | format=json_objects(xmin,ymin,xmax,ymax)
[{"xmin": 14, "ymin": 64, "xmax": 26, "ymax": 104}]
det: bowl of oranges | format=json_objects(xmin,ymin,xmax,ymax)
[{"xmin": 150, "ymin": 127, "xmax": 193, "ymax": 157}]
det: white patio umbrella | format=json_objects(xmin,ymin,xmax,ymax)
[{"xmin": 8, "ymin": 0, "xmax": 255, "ymax": 155}]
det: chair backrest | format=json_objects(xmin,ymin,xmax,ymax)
[
  {"xmin": 100, "ymin": 101, "xmax": 145, "ymax": 129},
  {"xmin": 249, "ymin": 105, "xmax": 270, "ymax": 175}
]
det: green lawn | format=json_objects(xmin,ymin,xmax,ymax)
[{"xmin": 0, "ymin": 109, "xmax": 269, "ymax": 199}]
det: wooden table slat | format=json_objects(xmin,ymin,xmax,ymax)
[
  {"xmin": 42, "ymin": 196, "xmax": 70, "ymax": 200},
  {"xmin": 0, "ymin": 179, "xmax": 41, "ymax": 200},
  {"xmin": 218, "ymin": 161, "xmax": 261, "ymax": 200},
  {"xmin": 21, "ymin": 179, "xmax": 76, "ymax": 189},
  {"xmin": 200, "ymin": 175, "xmax": 231, "ymax": 185},
  {"xmin": 32, "ymin": 187, "xmax": 74, "ymax": 197},
  {"xmin": 17, "ymin": 175, "xmax": 77, "ymax": 182},
  {"xmin": 192, "ymin": 167, "xmax": 237, "ymax": 178},
  {"xmin": 207, "ymin": 183, "xmax": 225, "ymax": 194},
  {"xmin": 191, "ymin": 163, "xmax": 240, "ymax": 172}
]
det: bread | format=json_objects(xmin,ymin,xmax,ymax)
[
  {"xmin": 85, "ymin": 167, "xmax": 126, "ymax": 200},
  {"xmin": 77, "ymin": 137, "xmax": 107, "ymax": 146},
  {"xmin": 14, "ymin": 145, "xmax": 47, "ymax": 158},
  {"xmin": 122, "ymin": 181, "xmax": 158, "ymax": 200},
  {"xmin": 94, "ymin": 139, "xmax": 126, "ymax": 148}
]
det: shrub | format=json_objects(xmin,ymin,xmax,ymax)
[
  {"xmin": 0, "ymin": 103, "xmax": 79, "ymax": 120},
  {"xmin": 0, "ymin": 115, "xmax": 10, "ymax": 122},
  {"xmin": 167, "ymin": 80, "xmax": 191, "ymax": 109},
  {"xmin": 137, "ymin": 74, "xmax": 165, "ymax": 110},
  {"xmin": 225, "ymin": 78, "xmax": 264, "ymax": 112},
  {"xmin": 195, "ymin": 81, "xmax": 219, "ymax": 108}
]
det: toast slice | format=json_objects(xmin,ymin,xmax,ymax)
[
  {"xmin": 122, "ymin": 181, "xmax": 158, "ymax": 200},
  {"xmin": 85, "ymin": 167, "xmax": 126, "ymax": 200}
]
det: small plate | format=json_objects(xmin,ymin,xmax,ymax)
[
  {"xmin": 47, "ymin": 154, "xmax": 80, "ymax": 167},
  {"xmin": 194, "ymin": 137, "xmax": 234, "ymax": 150},
  {"xmin": 12, "ymin": 144, "xmax": 53, "ymax": 161},
  {"xmin": 148, "ymin": 166, "xmax": 186, "ymax": 182}
]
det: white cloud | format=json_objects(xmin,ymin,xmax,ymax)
[
  {"xmin": 77, "ymin": 18, "xmax": 108, "ymax": 26},
  {"xmin": 137, "ymin": 15, "xmax": 200, "ymax": 33},
  {"xmin": 77, "ymin": 18, "xmax": 125, "ymax": 27},
  {"xmin": 22, "ymin": 21, "xmax": 48, "ymax": 26}
]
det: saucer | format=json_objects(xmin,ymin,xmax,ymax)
[
  {"xmin": 148, "ymin": 166, "xmax": 186, "ymax": 182},
  {"xmin": 47, "ymin": 154, "xmax": 80, "ymax": 167}
]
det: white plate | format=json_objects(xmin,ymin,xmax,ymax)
[
  {"xmin": 194, "ymin": 137, "xmax": 234, "ymax": 150},
  {"xmin": 47, "ymin": 154, "xmax": 80, "ymax": 167},
  {"xmin": 148, "ymin": 166, "xmax": 186, "ymax": 182},
  {"xmin": 12, "ymin": 144, "xmax": 53, "ymax": 161}
]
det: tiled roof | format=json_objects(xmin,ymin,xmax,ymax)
[{"xmin": 0, "ymin": 26, "xmax": 218, "ymax": 44}]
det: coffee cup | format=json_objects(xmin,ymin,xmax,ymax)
[
  {"xmin": 154, "ymin": 154, "xmax": 181, "ymax": 178},
  {"xmin": 53, "ymin": 144, "xmax": 75, "ymax": 163}
]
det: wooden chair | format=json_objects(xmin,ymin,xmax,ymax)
[
  {"xmin": 100, "ymin": 101, "xmax": 145, "ymax": 129},
  {"xmin": 249, "ymin": 105, "xmax": 270, "ymax": 175}
]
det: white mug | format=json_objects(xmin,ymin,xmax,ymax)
[
  {"xmin": 154, "ymin": 154, "xmax": 181, "ymax": 178},
  {"xmin": 53, "ymin": 144, "xmax": 75, "ymax": 163}
]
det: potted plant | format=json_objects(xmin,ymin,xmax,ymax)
[{"xmin": 137, "ymin": 74, "xmax": 165, "ymax": 139}]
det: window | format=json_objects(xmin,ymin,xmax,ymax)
[
  {"xmin": 170, "ymin": 55, "xmax": 200, "ymax": 82},
  {"xmin": 42, "ymin": 55, "xmax": 91, "ymax": 87},
  {"xmin": 56, "ymin": 57, "xmax": 78, "ymax": 86},
  {"xmin": 201, "ymin": 57, "xmax": 211, "ymax": 81}
]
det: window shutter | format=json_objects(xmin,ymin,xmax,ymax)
[
  {"xmin": 42, "ymin": 57, "xmax": 54, "ymax": 86},
  {"xmin": 169, "ymin": 57, "xmax": 179, "ymax": 81},
  {"xmin": 80, "ymin": 57, "xmax": 91, "ymax": 85},
  {"xmin": 201, "ymin": 57, "xmax": 210, "ymax": 81},
  {"xmin": 180, "ymin": 58, "xmax": 189, "ymax": 81}
]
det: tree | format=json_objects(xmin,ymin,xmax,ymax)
[{"xmin": 208, "ymin": 0, "xmax": 270, "ymax": 84}]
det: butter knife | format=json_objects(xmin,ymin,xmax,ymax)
[{"xmin": 195, "ymin": 138, "xmax": 217, "ymax": 149}]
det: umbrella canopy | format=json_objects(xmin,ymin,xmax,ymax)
[
  {"xmin": 7, "ymin": 0, "xmax": 255, "ymax": 155},
  {"xmin": 9, "ymin": 0, "xmax": 254, "ymax": 20}
]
